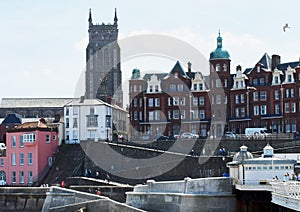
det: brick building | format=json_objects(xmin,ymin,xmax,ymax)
[{"xmin": 129, "ymin": 32, "xmax": 300, "ymax": 139}]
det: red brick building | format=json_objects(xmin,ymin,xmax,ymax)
[{"xmin": 129, "ymin": 33, "xmax": 300, "ymax": 140}]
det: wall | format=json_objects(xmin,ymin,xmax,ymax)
[
  {"xmin": 0, "ymin": 187, "xmax": 49, "ymax": 211},
  {"xmin": 126, "ymin": 177, "xmax": 236, "ymax": 212}
]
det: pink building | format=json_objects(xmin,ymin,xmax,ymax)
[{"xmin": 0, "ymin": 119, "xmax": 58, "ymax": 185}]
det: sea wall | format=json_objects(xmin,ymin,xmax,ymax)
[{"xmin": 126, "ymin": 177, "xmax": 236, "ymax": 212}]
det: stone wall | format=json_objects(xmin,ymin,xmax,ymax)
[
  {"xmin": 0, "ymin": 187, "xmax": 49, "ymax": 212},
  {"xmin": 42, "ymin": 186, "xmax": 144, "ymax": 212},
  {"xmin": 126, "ymin": 177, "xmax": 236, "ymax": 212}
]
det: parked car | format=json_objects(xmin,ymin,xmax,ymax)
[
  {"xmin": 224, "ymin": 131, "xmax": 236, "ymax": 138},
  {"xmin": 180, "ymin": 132, "xmax": 199, "ymax": 139},
  {"xmin": 173, "ymin": 134, "xmax": 180, "ymax": 140},
  {"xmin": 245, "ymin": 128, "xmax": 271, "ymax": 139},
  {"xmin": 156, "ymin": 135, "xmax": 170, "ymax": 141}
]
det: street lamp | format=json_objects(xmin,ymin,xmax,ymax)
[
  {"xmin": 246, "ymin": 86, "xmax": 256, "ymax": 126},
  {"xmin": 280, "ymin": 84, "xmax": 284, "ymax": 133}
]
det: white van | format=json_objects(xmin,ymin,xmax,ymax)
[{"xmin": 245, "ymin": 128, "xmax": 270, "ymax": 138}]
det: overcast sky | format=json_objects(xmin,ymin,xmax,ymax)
[{"xmin": 0, "ymin": 0, "xmax": 299, "ymax": 101}]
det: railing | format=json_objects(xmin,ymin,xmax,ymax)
[
  {"xmin": 271, "ymin": 181, "xmax": 300, "ymax": 198},
  {"xmin": 270, "ymin": 181, "xmax": 300, "ymax": 211}
]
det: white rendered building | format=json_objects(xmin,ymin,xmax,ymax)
[
  {"xmin": 227, "ymin": 144, "xmax": 297, "ymax": 185},
  {"xmin": 64, "ymin": 98, "xmax": 128, "ymax": 143}
]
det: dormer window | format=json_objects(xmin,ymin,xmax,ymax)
[
  {"xmin": 147, "ymin": 74, "xmax": 162, "ymax": 93},
  {"xmin": 288, "ymin": 74, "xmax": 292, "ymax": 82},
  {"xmin": 275, "ymin": 76, "xmax": 279, "ymax": 84},
  {"xmin": 235, "ymin": 81, "xmax": 238, "ymax": 89},
  {"xmin": 193, "ymin": 84, "xmax": 197, "ymax": 91},
  {"xmin": 257, "ymin": 66, "xmax": 260, "ymax": 73},
  {"xmin": 174, "ymin": 73, "xmax": 178, "ymax": 78},
  {"xmin": 199, "ymin": 83, "xmax": 203, "ymax": 90}
]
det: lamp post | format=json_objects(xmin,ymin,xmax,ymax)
[
  {"xmin": 246, "ymin": 86, "xmax": 256, "ymax": 127},
  {"xmin": 106, "ymin": 128, "xmax": 109, "ymax": 141},
  {"xmin": 280, "ymin": 84, "xmax": 284, "ymax": 133}
]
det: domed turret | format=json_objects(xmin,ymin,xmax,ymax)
[
  {"xmin": 210, "ymin": 31, "xmax": 230, "ymax": 60},
  {"xmin": 131, "ymin": 68, "xmax": 141, "ymax": 79},
  {"xmin": 233, "ymin": 145, "xmax": 253, "ymax": 162},
  {"xmin": 263, "ymin": 144, "xmax": 274, "ymax": 158}
]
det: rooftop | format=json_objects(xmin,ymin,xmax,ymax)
[{"xmin": 0, "ymin": 98, "xmax": 73, "ymax": 108}]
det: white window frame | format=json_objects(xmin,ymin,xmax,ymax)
[
  {"xmin": 155, "ymin": 98, "xmax": 160, "ymax": 107},
  {"xmin": 199, "ymin": 110, "xmax": 205, "ymax": 119},
  {"xmin": 254, "ymin": 105, "xmax": 259, "ymax": 115},
  {"xmin": 199, "ymin": 97, "xmax": 205, "ymax": 105},
  {"xmin": 260, "ymin": 105, "xmax": 267, "ymax": 115},
  {"xmin": 12, "ymin": 153, "xmax": 16, "ymax": 166},
  {"xmin": 173, "ymin": 110, "xmax": 179, "ymax": 119},
  {"xmin": 20, "ymin": 153, "xmax": 24, "ymax": 165},
  {"xmin": 193, "ymin": 96, "xmax": 198, "ymax": 106}
]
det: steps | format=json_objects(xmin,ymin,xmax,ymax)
[{"xmin": 43, "ymin": 144, "xmax": 85, "ymax": 185}]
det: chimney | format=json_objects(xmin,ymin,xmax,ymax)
[
  {"xmin": 80, "ymin": 96, "xmax": 85, "ymax": 103},
  {"xmin": 187, "ymin": 61, "xmax": 192, "ymax": 77},
  {"xmin": 236, "ymin": 65, "xmax": 242, "ymax": 72},
  {"xmin": 272, "ymin": 55, "xmax": 281, "ymax": 71}
]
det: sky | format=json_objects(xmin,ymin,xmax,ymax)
[{"xmin": 0, "ymin": 0, "xmax": 299, "ymax": 103}]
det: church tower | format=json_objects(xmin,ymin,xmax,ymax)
[{"xmin": 85, "ymin": 9, "xmax": 123, "ymax": 107}]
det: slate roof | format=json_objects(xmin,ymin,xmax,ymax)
[
  {"xmin": 244, "ymin": 53, "xmax": 272, "ymax": 74},
  {"xmin": 169, "ymin": 61, "xmax": 189, "ymax": 77},
  {"xmin": 0, "ymin": 98, "xmax": 73, "ymax": 108},
  {"xmin": 1, "ymin": 113, "xmax": 22, "ymax": 124},
  {"xmin": 65, "ymin": 98, "xmax": 109, "ymax": 107},
  {"xmin": 277, "ymin": 61, "xmax": 300, "ymax": 71},
  {"xmin": 143, "ymin": 73, "xmax": 168, "ymax": 81},
  {"xmin": 258, "ymin": 53, "xmax": 272, "ymax": 69}
]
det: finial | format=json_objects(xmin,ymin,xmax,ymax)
[
  {"xmin": 88, "ymin": 8, "xmax": 93, "ymax": 25},
  {"xmin": 218, "ymin": 29, "xmax": 221, "ymax": 37},
  {"xmin": 114, "ymin": 8, "xmax": 118, "ymax": 25}
]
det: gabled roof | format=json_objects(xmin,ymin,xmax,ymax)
[
  {"xmin": 258, "ymin": 53, "xmax": 272, "ymax": 70},
  {"xmin": 169, "ymin": 61, "xmax": 189, "ymax": 77},
  {"xmin": 244, "ymin": 53, "xmax": 271, "ymax": 74},
  {"xmin": 1, "ymin": 113, "xmax": 22, "ymax": 125},
  {"xmin": 65, "ymin": 98, "xmax": 110, "ymax": 107}
]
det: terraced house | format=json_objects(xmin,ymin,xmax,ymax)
[
  {"xmin": 129, "ymin": 32, "xmax": 300, "ymax": 139},
  {"xmin": 0, "ymin": 119, "xmax": 58, "ymax": 185}
]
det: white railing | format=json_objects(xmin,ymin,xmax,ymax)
[
  {"xmin": 271, "ymin": 181, "xmax": 300, "ymax": 198},
  {"xmin": 270, "ymin": 181, "xmax": 300, "ymax": 211}
]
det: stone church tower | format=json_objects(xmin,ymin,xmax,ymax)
[{"xmin": 85, "ymin": 9, "xmax": 123, "ymax": 107}]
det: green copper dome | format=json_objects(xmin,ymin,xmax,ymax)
[
  {"xmin": 131, "ymin": 68, "xmax": 141, "ymax": 79},
  {"xmin": 210, "ymin": 32, "xmax": 230, "ymax": 60}
]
